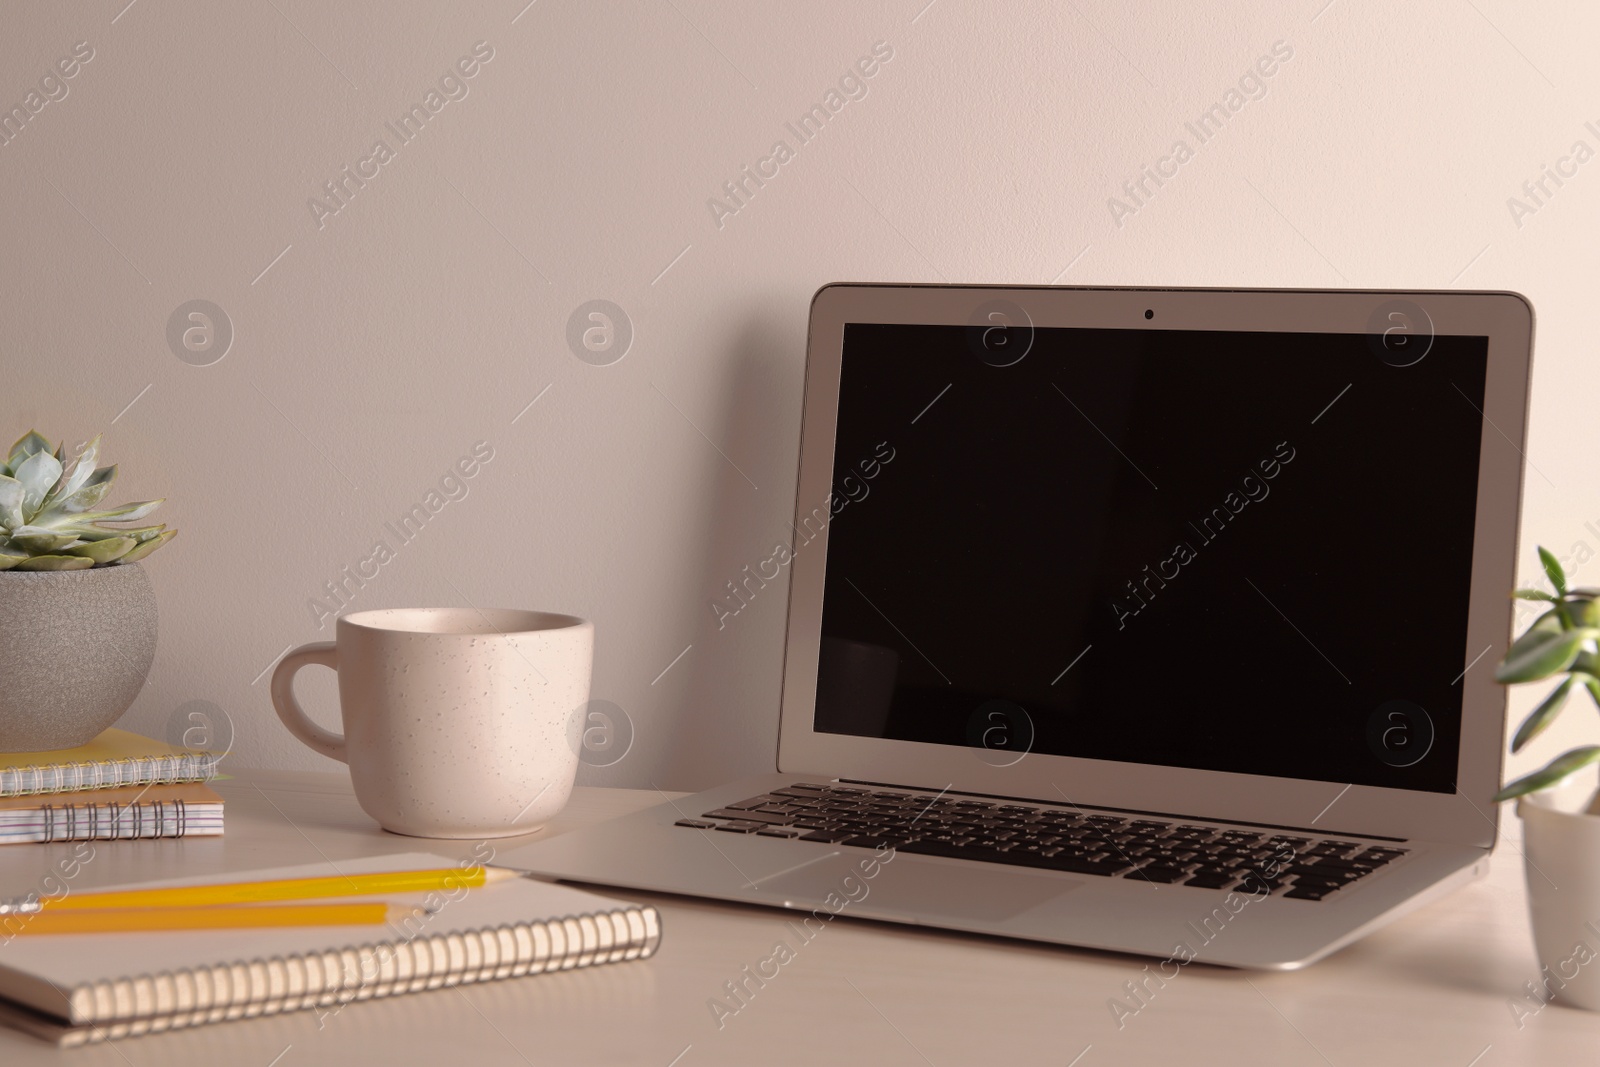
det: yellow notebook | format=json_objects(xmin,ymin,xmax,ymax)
[{"xmin": 0, "ymin": 730, "xmax": 220, "ymax": 798}]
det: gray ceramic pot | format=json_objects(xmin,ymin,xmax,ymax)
[{"xmin": 0, "ymin": 564, "xmax": 157, "ymax": 751}]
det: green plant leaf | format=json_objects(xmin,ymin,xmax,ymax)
[
  {"xmin": 1495, "ymin": 627, "xmax": 1596, "ymax": 684},
  {"xmin": 10, "ymin": 530, "xmax": 77, "ymax": 553},
  {"xmin": 1494, "ymin": 745, "xmax": 1600, "ymax": 801},
  {"xmin": 1585, "ymin": 675, "xmax": 1600, "ymax": 711},
  {"xmin": 0, "ymin": 475, "xmax": 22, "ymax": 530},
  {"xmin": 59, "ymin": 522, "xmax": 164, "ymax": 542},
  {"xmin": 1513, "ymin": 677, "xmax": 1575, "ymax": 753},
  {"xmin": 11, "ymin": 554, "xmax": 94, "ymax": 571},
  {"xmin": 116, "ymin": 528, "xmax": 175, "ymax": 563},
  {"xmin": 5, "ymin": 431, "xmax": 50, "ymax": 472},
  {"xmin": 0, "ymin": 551, "xmax": 24, "ymax": 571},
  {"xmin": 1540, "ymin": 546, "xmax": 1569, "ymax": 597},
  {"xmin": 1515, "ymin": 588, "xmax": 1558, "ymax": 602},
  {"xmin": 11, "ymin": 450, "xmax": 62, "ymax": 516},
  {"xmin": 40, "ymin": 435, "xmax": 100, "ymax": 513},
  {"xmin": 1568, "ymin": 598, "xmax": 1600, "ymax": 628},
  {"xmin": 63, "ymin": 536, "xmax": 134, "ymax": 564},
  {"xmin": 70, "ymin": 498, "xmax": 163, "ymax": 524},
  {"xmin": 54, "ymin": 470, "xmax": 115, "ymax": 515}
]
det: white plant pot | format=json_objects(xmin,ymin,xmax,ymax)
[{"xmin": 1518, "ymin": 788, "xmax": 1600, "ymax": 1010}]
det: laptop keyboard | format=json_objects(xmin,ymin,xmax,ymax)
[{"xmin": 675, "ymin": 783, "xmax": 1408, "ymax": 901}]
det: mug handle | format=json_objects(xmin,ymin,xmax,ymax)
[{"xmin": 269, "ymin": 642, "xmax": 347, "ymax": 763}]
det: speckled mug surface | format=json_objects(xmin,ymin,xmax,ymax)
[{"xmin": 271, "ymin": 608, "xmax": 591, "ymax": 838}]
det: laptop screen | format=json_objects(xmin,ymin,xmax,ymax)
[{"xmin": 813, "ymin": 322, "xmax": 1489, "ymax": 794}]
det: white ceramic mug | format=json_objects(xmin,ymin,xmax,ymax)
[{"xmin": 271, "ymin": 607, "xmax": 592, "ymax": 839}]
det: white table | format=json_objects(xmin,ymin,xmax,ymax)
[{"xmin": 0, "ymin": 770, "xmax": 1593, "ymax": 1065}]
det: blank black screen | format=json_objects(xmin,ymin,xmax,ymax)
[{"xmin": 813, "ymin": 323, "xmax": 1489, "ymax": 793}]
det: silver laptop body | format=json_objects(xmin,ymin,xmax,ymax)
[{"xmin": 502, "ymin": 284, "xmax": 1534, "ymax": 969}]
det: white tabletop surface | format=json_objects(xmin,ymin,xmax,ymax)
[{"xmin": 0, "ymin": 769, "xmax": 1594, "ymax": 1065}]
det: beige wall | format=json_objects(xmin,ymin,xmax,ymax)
[{"xmin": 2, "ymin": 1, "xmax": 1594, "ymax": 791}]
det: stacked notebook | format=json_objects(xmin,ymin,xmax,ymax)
[
  {"xmin": 0, "ymin": 729, "xmax": 223, "ymax": 844},
  {"xmin": 0, "ymin": 853, "xmax": 662, "ymax": 1046}
]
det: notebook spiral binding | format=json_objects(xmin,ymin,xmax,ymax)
[
  {"xmin": 57, "ymin": 905, "xmax": 662, "ymax": 1045},
  {"xmin": 39, "ymin": 800, "xmax": 189, "ymax": 843},
  {"xmin": 3, "ymin": 752, "xmax": 218, "ymax": 798}
]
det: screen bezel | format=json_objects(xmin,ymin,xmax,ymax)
[{"xmin": 777, "ymin": 284, "xmax": 1533, "ymax": 847}]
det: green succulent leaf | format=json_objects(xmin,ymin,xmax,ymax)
[
  {"xmin": 1495, "ymin": 627, "xmax": 1597, "ymax": 684},
  {"xmin": 5, "ymin": 431, "xmax": 51, "ymax": 472},
  {"xmin": 10, "ymin": 529, "xmax": 78, "ymax": 553},
  {"xmin": 1514, "ymin": 588, "xmax": 1558, "ymax": 602},
  {"xmin": 0, "ymin": 432, "xmax": 174, "ymax": 568},
  {"xmin": 0, "ymin": 475, "xmax": 22, "ymax": 530},
  {"xmin": 11, "ymin": 554, "xmax": 94, "ymax": 572},
  {"xmin": 1494, "ymin": 745, "xmax": 1600, "ymax": 802},
  {"xmin": 60, "ymin": 522, "xmax": 163, "ymax": 542},
  {"xmin": 52, "ymin": 469, "xmax": 115, "ymax": 515},
  {"xmin": 1585, "ymin": 675, "xmax": 1600, "ymax": 712},
  {"xmin": 1512, "ymin": 677, "xmax": 1575, "ymax": 753},
  {"xmin": 40, "ymin": 435, "xmax": 100, "ymax": 513},
  {"xmin": 12, "ymin": 450, "xmax": 62, "ymax": 516},
  {"xmin": 63, "ymin": 536, "xmax": 134, "ymax": 564},
  {"xmin": 70, "ymin": 498, "xmax": 163, "ymax": 524},
  {"xmin": 116, "ymin": 528, "xmax": 174, "ymax": 563},
  {"xmin": 1540, "ymin": 547, "xmax": 1569, "ymax": 598}
]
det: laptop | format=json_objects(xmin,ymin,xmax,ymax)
[{"xmin": 502, "ymin": 284, "xmax": 1535, "ymax": 969}]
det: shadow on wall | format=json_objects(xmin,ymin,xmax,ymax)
[{"xmin": 657, "ymin": 313, "xmax": 798, "ymax": 790}]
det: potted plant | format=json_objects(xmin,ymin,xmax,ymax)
[
  {"xmin": 1494, "ymin": 546, "xmax": 1600, "ymax": 1010},
  {"xmin": 0, "ymin": 431, "xmax": 176, "ymax": 751}
]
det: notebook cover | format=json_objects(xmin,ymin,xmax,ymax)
[
  {"xmin": 0, "ymin": 782, "xmax": 223, "ymax": 812},
  {"xmin": 0, "ymin": 852, "xmax": 660, "ymax": 1036},
  {"xmin": 0, "ymin": 729, "xmax": 219, "ymax": 797}
]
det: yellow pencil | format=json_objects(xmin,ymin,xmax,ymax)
[
  {"xmin": 2, "ymin": 902, "xmax": 424, "ymax": 935},
  {"xmin": 30, "ymin": 865, "xmax": 518, "ymax": 913}
]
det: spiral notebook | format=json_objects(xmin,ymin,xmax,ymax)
[
  {"xmin": 0, "ymin": 852, "xmax": 662, "ymax": 1047},
  {"xmin": 0, "ymin": 783, "xmax": 223, "ymax": 844},
  {"xmin": 0, "ymin": 729, "xmax": 219, "ymax": 797}
]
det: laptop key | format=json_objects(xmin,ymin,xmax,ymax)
[
  {"xmin": 675, "ymin": 819, "xmax": 715, "ymax": 829},
  {"xmin": 1284, "ymin": 887, "xmax": 1333, "ymax": 900},
  {"xmin": 758, "ymin": 828, "xmax": 804, "ymax": 838},
  {"xmin": 1287, "ymin": 864, "xmax": 1362, "ymax": 882},
  {"xmin": 703, "ymin": 808, "xmax": 793, "ymax": 825},
  {"xmin": 715, "ymin": 821, "xmax": 765, "ymax": 833},
  {"xmin": 1136, "ymin": 866, "xmax": 1191, "ymax": 883},
  {"xmin": 1183, "ymin": 875, "xmax": 1238, "ymax": 889},
  {"xmin": 799, "ymin": 830, "xmax": 856, "ymax": 844},
  {"xmin": 724, "ymin": 795, "xmax": 786, "ymax": 810},
  {"xmin": 841, "ymin": 835, "xmax": 899, "ymax": 849}
]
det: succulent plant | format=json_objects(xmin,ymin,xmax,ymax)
[{"xmin": 0, "ymin": 431, "xmax": 175, "ymax": 572}]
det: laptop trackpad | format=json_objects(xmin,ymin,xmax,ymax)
[{"xmin": 752, "ymin": 852, "xmax": 1081, "ymax": 922}]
